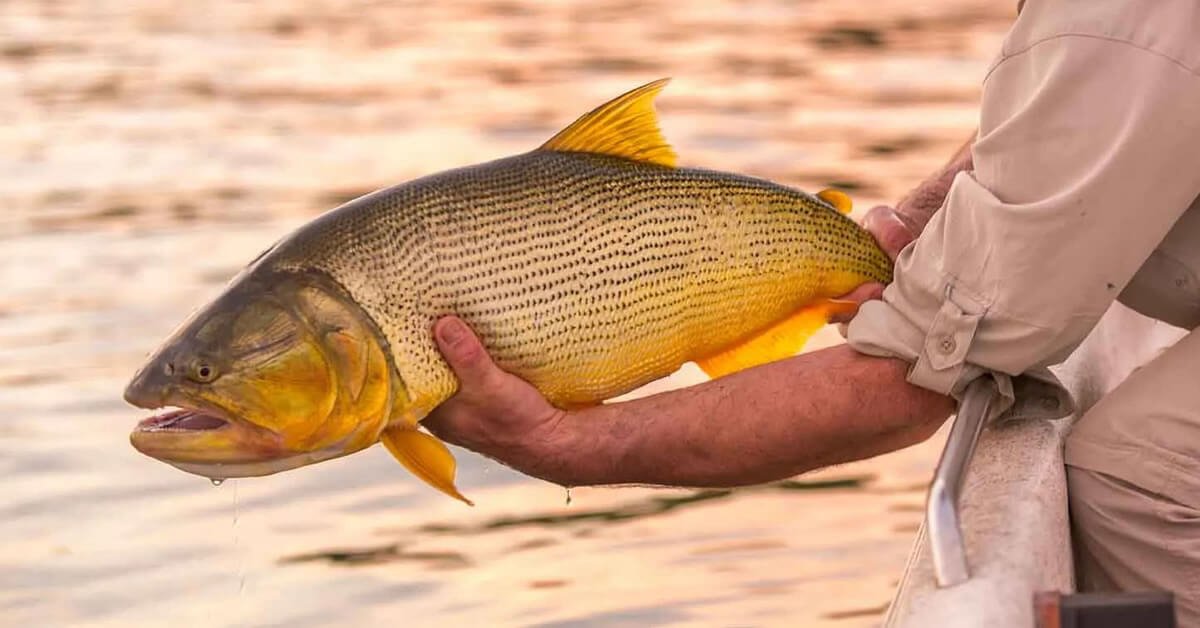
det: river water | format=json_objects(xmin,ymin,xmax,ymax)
[{"xmin": 0, "ymin": 1, "xmax": 1013, "ymax": 626}]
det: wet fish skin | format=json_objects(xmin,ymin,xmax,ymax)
[
  {"xmin": 267, "ymin": 149, "xmax": 891, "ymax": 418},
  {"xmin": 124, "ymin": 78, "xmax": 892, "ymax": 503}
]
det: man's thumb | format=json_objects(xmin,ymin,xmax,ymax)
[
  {"xmin": 862, "ymin": 205, "xmax": 917, "ymax": 261},
  {"xmin": 434, "ymin": 317, "xmax": 495, "ymax": 382}
]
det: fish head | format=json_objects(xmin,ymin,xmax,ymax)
[{"xmin": 124, "ymin": 271, "xmax": 398, "ymax": 480}]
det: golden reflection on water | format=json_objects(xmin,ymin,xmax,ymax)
[{"xmin": 1, "ymin": 0, "xmax": 1012, "ymax": 625}]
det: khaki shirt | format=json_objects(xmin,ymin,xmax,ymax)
[{"xmin": 846, "ymin": 0, "xmax": 1200, "ymax": 419}]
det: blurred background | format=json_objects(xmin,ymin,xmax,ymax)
[{"xmin": 1, "ymin": 1, "xmax": 1012, "ymax": 626}]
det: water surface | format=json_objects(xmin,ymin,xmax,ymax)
[{"xmin": 0, "ymin": 1, "xmax": 1012, "ymax": 625}]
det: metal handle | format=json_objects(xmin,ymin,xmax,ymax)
[{"xmin": 927, "ymin": 376, "xmax": 999, "ymax": 587}]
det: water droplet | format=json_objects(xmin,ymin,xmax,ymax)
[
  {"xmin": 210, "ymin": 478, "xmax": 225, "ymax": 487},
  {"xmin": 564, "ymin": 487, "xmax": 573, "ymax": 506},
  {"xmin": 234, "ymin": 480, "xmax": 245, "ymax": 596}
]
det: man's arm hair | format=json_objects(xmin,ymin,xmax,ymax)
[
  {"xmin": 526, "ymin": 345, "xmax": 954, "ymax": 488},
  {"xmin": 894, "ymin": 133, "xmax": 974, "ymax": 235}
]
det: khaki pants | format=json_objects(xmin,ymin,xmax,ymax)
[{"xmin": 1065, "ymin": 323, "xmax": 1200, "ymax": 627}]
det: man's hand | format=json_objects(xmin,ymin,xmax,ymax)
[
  {"xmin": 829, "ymin": 204, "xmax": 919, "ymax": 324},
  {"xmin": 422, "ymin": 318, "xmax": 569, "ymax": 478}
]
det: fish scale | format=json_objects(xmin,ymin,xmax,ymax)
[{"xmin": 268, "ymin": 149, "xmax": 890, "ymax": 416}]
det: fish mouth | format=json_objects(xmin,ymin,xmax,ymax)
[
  {"xmin": 136, "ymin": 408, "xmax": 230, "ymax": 433},
  {"xmin": 128, "ymin": 402, "xmax": 353, "ymax": 479},
  {"xmin": 128, "ymin": 399, "xmax": 279, "ymax": 469}
]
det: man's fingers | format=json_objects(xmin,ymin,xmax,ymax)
[
  {"xmin": 862, "ymin": 205, "xmax": 917, "ymax": 261},
  {"xmin": 826, "ymin": 206, "xmax": 911, "ymax": 337},
  {"xmin": 828, "ymin": 283, "xmax": 885, "ymax": 324},
  {"xmin": 434, "ymin": 317, "xmax": 499, "ymax": 386},
  {"xmin": 426, "ymin": 317, "xmax": 493, "ymax": 447}
]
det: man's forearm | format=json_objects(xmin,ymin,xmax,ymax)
[
  {"xmin": 528, "ymin": 345, "xmax": 954, "ymax": 488},
  {"xmin": 894, "ymin": 134, "xmax": 975, "ymax": 233},
  {"xmin": 900, "ymin": 135, "xmax": 975, "ymax": 219}
]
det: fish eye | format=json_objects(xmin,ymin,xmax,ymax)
[{"xmin": 188, "ymin": 360, "xmax": 218, "ymax": 383}]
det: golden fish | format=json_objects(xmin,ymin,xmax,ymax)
[{"xmin": 123, "ymin": 79, "xmax": 892, "ymax": 504}]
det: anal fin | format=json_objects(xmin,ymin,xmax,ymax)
[
  {"xmin": 696, "ymin": 299, "xmax": 858, "ymax": 379},
  {"xmin": 381, "ymin": 426, "xmax": 473, "ymax": 506}
]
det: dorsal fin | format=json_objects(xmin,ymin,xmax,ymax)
[
  {"xmin": 539, "ymin": 78, "xmax": 677, "ymax": 168},
  {"xmin": 817, "ymin": 189, "xmax": 853, "ymax": 214}
]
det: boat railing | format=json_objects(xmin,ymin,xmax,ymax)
[{"xmin": 926, "ymin": 376, "xmax": 998, "ymax": 587}]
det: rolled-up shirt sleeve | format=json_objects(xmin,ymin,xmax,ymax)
[{"xmin": 847, "ymin": 33, "xmax": 1200, "ymax": 408}]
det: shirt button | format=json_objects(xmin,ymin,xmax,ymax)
[{"xmin": 937, "ymin": 336, "xmax": 956, "ymax": 354}]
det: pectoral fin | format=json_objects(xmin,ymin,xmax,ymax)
[
  {"xmin": 381, "ymin": 426, "xmax": 473, "ymax": 506},
  {"xmin": 696, "ymin": 299, "xmax": 858, "ymax": 379}
]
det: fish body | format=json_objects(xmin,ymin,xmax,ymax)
[
  {"xmin": 124, "ymin": 79, "xmax": 891, "ymax": 503},
  {"xmin": 272, "ymin": 150, "xmax": 887, "ymax": 415}
]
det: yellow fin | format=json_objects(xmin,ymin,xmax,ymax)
[
  {"xmin": 696, "ymin": 299, "xmax": 858, "ymax": 379},
  {"xmin": 817, "ymin": 189, "xmax": 853, "ymax": 214},
  {"xmin": 381, "ymin": 426, "xmax": 473, "ymax": 506},
  {"xmin": 539, "ymin": 78, "xmax": 677, "ymax": 168}
]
